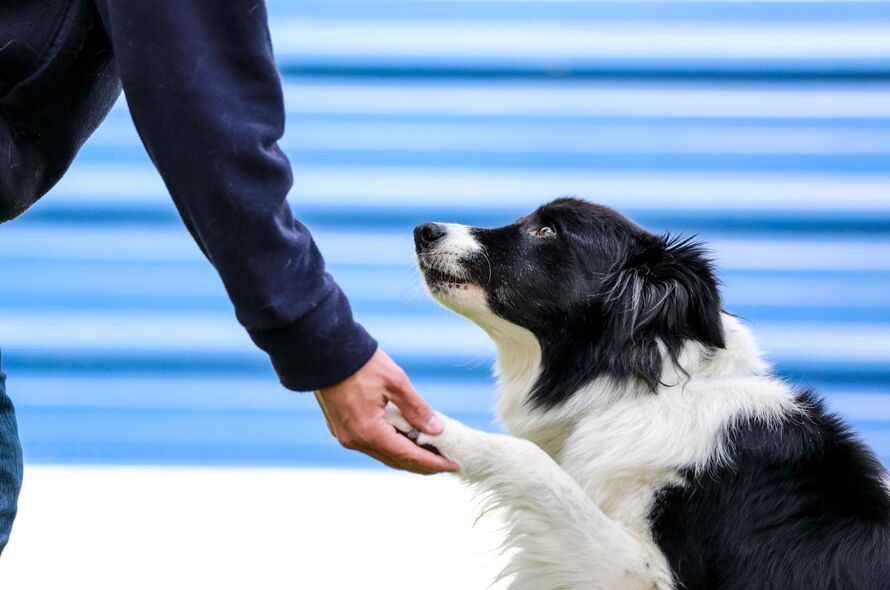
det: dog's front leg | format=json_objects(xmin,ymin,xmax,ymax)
[{"xmin": 385, "ymin": 406, "xmax": 673, "ymax": 590}]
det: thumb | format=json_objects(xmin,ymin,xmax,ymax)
[{"xmin": 389, "ymin": 380, "xmax": 444, "ymax": 435}]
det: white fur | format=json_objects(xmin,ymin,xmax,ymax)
[
  {"xmin": 441, "ymin": 223, "xmax": 482, "ymax": 253},
  {"xmin": 387, "ymin": 310, "xmax": 801, "ymax": 590},
  {"xmin": 386, "ymin": 405, "xmax": 674, "ymax": 590}
]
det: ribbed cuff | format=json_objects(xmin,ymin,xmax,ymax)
[{"xmin": 248, "ymin": 288, "xmax": 378, "ymax": 392}]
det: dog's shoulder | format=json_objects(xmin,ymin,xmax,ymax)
[{"xmin": 649, "ymin": 388, "xmax": 890, "ymax": 589}]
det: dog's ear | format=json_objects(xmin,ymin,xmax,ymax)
[{"xmin": 598, "ymin": 234, "xmax": 725, "ymax": 390}]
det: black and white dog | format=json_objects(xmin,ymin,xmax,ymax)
[{"xmin": 385, "ymin": 198, "xmax": 890, "ymax": 590}]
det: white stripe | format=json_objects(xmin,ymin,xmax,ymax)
[
  {"xmin": 3, "ymin": 313, "xmax": 890, "ymax": 363},
  {"xmin": 2, "ymin": 226, "xmax": 890, "ymax": 271},
  {"xmin": 272, "ymin": 22, "xmax": 890, "ymax": 59},
  {"xmin": 755, "ymin": 322, "xmax": 890, "ymax": 362},
  {"xmin": 102, "ymin": 83, "xmax": 890, "ymax": 118},
  {"xmin": 273, "ymin": 122, "xmax": 890, "ymax": 155},
  {"xmin": 280, "ymin": 83, "xmax": 890, "ymax": 118},
  {"xmin": 711, "ymin": 240, "xmax": 890, "ymax": 271},
  {"xmin": 9, "ymin": 375, "xmax": 492, "ymax": 413},
  {"xmin": 0, "ymin": 227, "xmax": 204, "ymax": 263},
  {"xmin": 321, "ymin": 235, "xmax": 890, "ymax": 272},
  {"xmin": 83, "ymin": 122, "xmax": 890, "ymax": 157},
  {"xmin": 47, "ymin": 166, "xmax": 890, "ymax": 211},
  {"xmin": 0, "ymin": 312, "xmax": 491, "ymax": 356},
  {"xmin": 0, "ymin": 313, "xmax": 258, "ymax": 353},
  {"xmin": 725, "ymin": 277, "xmax": 890, "ymax": 307},
  {"xmin": 273, "ymin": 0, "xmax": 890, "ymax": 4},
  {"xmin": 87, "ymin": 118, "xmax": 890, "ymax": 154},
  {"xmin": 824, "ymin": 393, "xmax": 890, "ymax": 421}
]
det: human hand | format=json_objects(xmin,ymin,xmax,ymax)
[{"xmin": 315, "ymin": 348, "xmax": 459, "ymax": 474}]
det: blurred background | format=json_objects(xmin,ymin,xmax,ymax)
[{"xmin": 1, "ymin": 0, "xmax": 889, "ymax": 587}]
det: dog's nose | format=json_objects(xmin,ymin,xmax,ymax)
[{"xmin": 414, "ymin": 223, "xmax": 446, "ymax": 250}]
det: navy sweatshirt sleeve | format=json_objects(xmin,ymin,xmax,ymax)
[{"xmin": 94, "ymin": 0, "xmax": 378, "ymax": 391}]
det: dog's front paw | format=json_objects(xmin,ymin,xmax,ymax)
[
  {"xmin": 384, "ymin": 405, "xmax": 484, "ymax": 477},
  {"xmin": 386, "ymin": 406, "xmax": 548, "ymax": 482},
  {"xmin": 383, "ymin": 404, "xmax": 447, "ymax": 456},
  {"xmin": 384, "ymin": 403, "xmax": 415, "ymax": 435}
]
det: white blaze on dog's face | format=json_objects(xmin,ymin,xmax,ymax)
[
  {"xmin": 413, "ymin": 222, "xmax": 491, "ymax": 317},
  {"xmin": 414, "ymin": 198, "xmax": 726, "ymax": 408}
]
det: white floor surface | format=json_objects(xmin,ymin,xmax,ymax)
[{"xmin": 0, "ymin": 466, "xmax": 508, "ymax": 590}]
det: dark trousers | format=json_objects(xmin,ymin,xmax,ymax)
[{"xmin": 0, "ymin": 352, "xmax": 24, "ymax": 555}]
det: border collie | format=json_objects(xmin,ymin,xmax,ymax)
[{"xmin": 385, "ymin": 198, "xmax": 890, "ymax": 590}]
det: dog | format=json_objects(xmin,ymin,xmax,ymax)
[{"xmin": 385, "ymin": 198, "xmax": 890, "ymax": 590}]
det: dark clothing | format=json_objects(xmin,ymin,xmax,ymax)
[
  {"xmin": 0, "ymin": 0, "xmax": 378, "ymax": 391},
  {"xmin": 0, "ymin": 352, "xmax": 23, "ymax": 556}
]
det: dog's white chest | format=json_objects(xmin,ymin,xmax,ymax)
[{"xmin": 561, "ymin": 439, "xmax": 684, "ymax": 540}]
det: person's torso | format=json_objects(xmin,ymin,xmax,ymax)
[
  {"xmin": 0, "ymin": 0, "xmax": 121, "ymax": 221},
  {"xmin": 0, "ymin": 0, "xmax": 74, "ymax": 96}
]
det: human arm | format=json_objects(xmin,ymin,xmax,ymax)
[{"xmin": 95, "ymin": 0, "xmax": 453, "ymax": 472}]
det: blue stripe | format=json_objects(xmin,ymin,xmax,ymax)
[
  {"xmin": 96, "ymin": 111, "xmax": 890, "ymax": 130},
  {"xmin": 5, "ymin": 352, "xmax": 890, "ymax": 385},
  {"xmin": 67, "ymin": 145, "xmax": 890, "ymax": 172},
  {"xmin": 278, "ymin": 62, "xmax": 890, "ymax": 81},
  {"xmin": 12, "ymin": 403, "xmax": 890, "ymax": 468},
  {"xmin": 3, "ymin": 297, "xmax": 890, "ymax": 324},
  {"xmin": 15, "ymin": 205, "xmax": 890, "ymax": 234},
  {"xmin": 279, "ymin": 114, "xmax": 890, "ymax": 129}
]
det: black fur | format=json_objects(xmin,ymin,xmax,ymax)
[
  {"xmin": 650, "ymin": 390, "xmax": 890, "ymax": 589},
  {"xmin": 444, "ymin": 197, "xmax": 725, "ymax": 407}
]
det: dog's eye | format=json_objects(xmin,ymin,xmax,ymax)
[{"xmin": 535, "ymin": 226, "xmax": 556, "ymax": 238}]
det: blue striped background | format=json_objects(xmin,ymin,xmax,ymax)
[{"xmin": 1, "ymin": 0, "xmax": 888, "ymax": 468}]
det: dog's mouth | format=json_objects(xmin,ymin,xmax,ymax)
[
  {"xmin": 423, "ymin": 267, "xmax": 469, "ymax": 286},
  {"xmin": 418, "ymin": 260, "xmax": 472, "ymax": 288}
]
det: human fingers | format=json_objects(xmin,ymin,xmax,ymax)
[{"xmin": 361, "ymin": 420, "xmax": 458, "ymax": 474}]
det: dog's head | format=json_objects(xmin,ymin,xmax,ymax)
[{"xmin": 415, "ymin": 198, "xmax": 725, "ymax": 407}]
